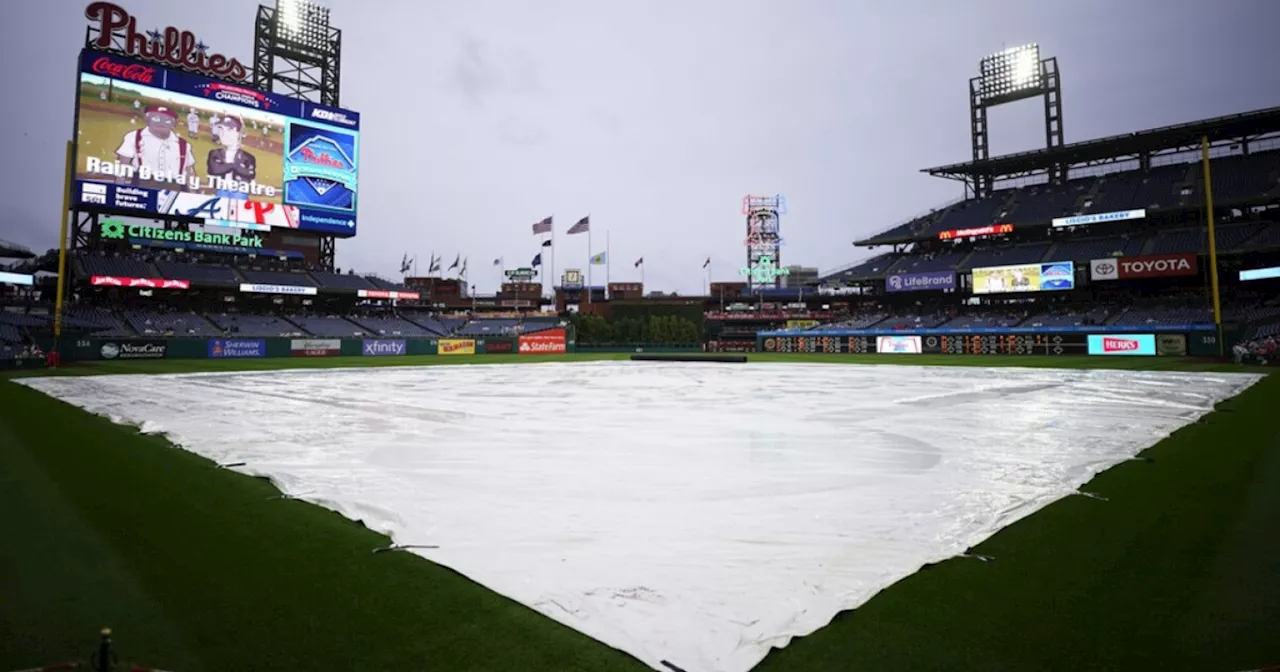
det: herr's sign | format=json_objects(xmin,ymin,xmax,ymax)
[
  {"xmin": 85, "ymin": 2, "xmax": 249, "ymax": 82},
  {"xmin": 101, "ymin": 219, "xmax": 264, "ymax": 248},
  {"xmin": 1090, "ymin": 253, "xmax": 1198, "ymax": 281}
]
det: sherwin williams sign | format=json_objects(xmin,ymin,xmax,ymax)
[
  {"xmin": 362, "ymin": 339, "xmax": 406, "ymax": 356},
  {"xmin": 884, "ymin": 271, "xmax": 956, "ymax": 293},
  {"xmin": 208, "ymin": 338, "xmax": 266, "ymax": 358},
  {"xmin": 1087, "ymin": 334, "xmax": 1156, "ymax": 356}
]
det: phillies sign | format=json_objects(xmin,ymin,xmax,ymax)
[
  {"xmin": 86, "ymin": 2, "xmax": 249, "ymax": 82},
  {"xmin": 1091, "ymin": 254, "xmax": 1198, "ymax": 281}
]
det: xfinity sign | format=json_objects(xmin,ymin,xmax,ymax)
[{"xmin": 362, "ymin": 339, "xmax": 406, "ymax": 356}]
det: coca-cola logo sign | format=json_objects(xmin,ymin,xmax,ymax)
[
  {"xmin": 86, "ymin": 2, "xmax": 248, "ymax": 82},
  {"xmin": 91, "ymin": 55, "xmax": 157, "ymax": 84}
]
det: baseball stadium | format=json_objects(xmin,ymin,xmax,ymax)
[{"xmin": 3, "ymin": 3, "xmax": 1280, "ymax": 672}]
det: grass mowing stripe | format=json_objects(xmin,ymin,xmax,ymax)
[
  {"xmin": 0, "ymin": 380, "xmax": 646, "ymax": 672},
  {"xmin": 2, "ymin": 355, "xmax": 1276, "ymax": 672}
]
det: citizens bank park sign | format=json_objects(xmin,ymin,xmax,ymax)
[
  {"xmin": 86, "ymin": 2, "xmax": 248, "ymax": 81},
  {"xmin": 1090, "ymin": 253, "xmax": 1199, "ymax": 281}
]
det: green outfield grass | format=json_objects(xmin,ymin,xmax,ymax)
[{"xmin": 2, "ymin": 354, "xmax": 1278, "ymax": 672}]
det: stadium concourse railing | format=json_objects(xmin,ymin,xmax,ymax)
[{"xmin": 48, "ymin": 331, "xmax": 576, "ymax": 362}]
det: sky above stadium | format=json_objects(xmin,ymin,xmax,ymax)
[{"xmin": 3, "ymin": 0, "xmax": 1279, "ymax": 292}]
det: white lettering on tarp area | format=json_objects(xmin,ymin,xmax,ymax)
[{"xmin": 16, "ymin": 364, "xmax": 1262, "ymax": 672}]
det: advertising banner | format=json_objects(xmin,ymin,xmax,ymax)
[
  {"xmin": 483, "ymin": 338, "xmax": 515, "ymax": 354},
  {"xmin": 1091, "ymin": 254, "xmax": 1197, "ymax": 281},
  {"xmin": 1052, "ymin": 209, "xmax": 1146, "ymax": 228},
  {"xmin": 74, "ymin": 50, "xmax": 360, "ymax": 236},
  {"xmin": 91, "ymin": 274, "xmax": 190, "ymax": 289},
  {"xmin": 885, "ymin": 271, "xmax": 956, "ymax": 293},
  {"xmin": 0, "ymin": 271, "xmax": 35, "ymax": 286},
  {"xmin": 439, "ymin": 339, "xmax": 476, "ymax": 355},
  {"xmin": 362, "ymin": 339, "xmax": 406, "ymax": 356},
  {"xmin": 1156, "ymin": 334, "xmax": 1188, "ymax": 356},
  {"xmin": 785, "ymin": 319, "xmax": 820, "ymax": 330},
  {"xmin": 358, "ymin": 289, "xmax": 421, "ymax": 300},
  {"xmin": 1087, "ymin": 334, "xmax": 1156, "ymax": 356},
  {"xmin": 99, "ymin": 340, "xmax": 167, "ymax": 360},
  {"xmin": 239, "ymin": 283, "xmax": 317, "ymax": 295},
  {"xmin": 876, "ymin": 335, "xmax": 922, "ymax": 353},
  {"xmin": 1240, "ymin": 265, "xmax": 1280, "ymax": 282},
  {"xmin": 937, "ymin": 223, "xmax": 1014, "ymax": 241},
  {"xmin": 972, "ymin": 261, "xmax": 1075, "ymax": 294},
  {"xmin": 208, "ymin": 338, "xmax": 266, "ymax": 358},
  {"xmin": 291, "ymin": 338, "xmax": 341, "ymax": 357},
  {"xmin": 518, "ymin": 328, "xmax": 567, "ymax": 354}
]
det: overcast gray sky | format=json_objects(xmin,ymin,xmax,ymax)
[{"xmin": 3, "ymin": 0, "xmax": 1278, "ymax": 292}]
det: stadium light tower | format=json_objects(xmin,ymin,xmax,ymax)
[
  {"xmin": 253, "ymin": 0, "xmax": 342, "ymax": 106},
  {"xmin": 970, "ymin": 43, "xmax": 1064, "ymax": 195},
  {"xmin": 252, "ymin": 0, "xmax": 343, "ymax": 269}
]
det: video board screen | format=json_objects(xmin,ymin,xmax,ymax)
[
  {"xmin": 971, "ymin": 261, "xmax": 1075, "ymax": 295},
  {"xmin": 73, "ymin": 50, "xmax": 360, "ymax": 236}
]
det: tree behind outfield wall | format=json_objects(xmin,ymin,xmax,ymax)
[{"xmin": 571, "ymin": 313, "xmax": 702, "ymax": 345}]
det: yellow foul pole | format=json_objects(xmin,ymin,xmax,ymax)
[
  {"xmin": 54, "ymin": 140, "xmax": 72, "ymax": 344},
  {"xmin": 1200, "ymin": 136, "xmax": 1223, "ymax": 357}
]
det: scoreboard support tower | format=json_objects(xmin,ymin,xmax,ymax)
[{"xmin": 252, "ymin": 0, "xmax": 344, "ymax": 270}]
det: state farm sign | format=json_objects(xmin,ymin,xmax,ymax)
[
  {"xmin": 518, "ymin": 328, "xmax": 567, "ymax": 354},
  {"xmin": 1090, "ymin": 254, "xmax": 1198, "ymax": 281}
]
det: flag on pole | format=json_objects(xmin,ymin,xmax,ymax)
[
  {"xmin": 532, "ymin": 216, "xmax": 553, "ymax": 235},
  {"xmin": 590, "ymin": 251, "xmax": 607, "ymax": 265},
  {"xmin": 702, "ymin": 257, "xmax": 711, "ymax": 268},
  {"xmin": 541, "ymin": 239, "xmax": 553, "ymax": 247},
  {"xmin": 492, "ymin": 258, "xmax": 501, "ymax": 266},
  {"xmin": 399, "ymin": 253, "xmax": 410, "ymax": 274},
  {"xmin": 429, "ymin": 255, "xmax": 441, "ymax": 273},
  {"xmin": 531, "ymin": 252, "xmax": 542, "ymax": 267},
  {"xmin": 634, "ymin": 257, "xmax": 643, "ymax": 268},
  {"xmin": 567, "ymin": 216, "xmax": 590, "ymax": 235},
  {"xmin": 449, "ymin": 255, "xmax": 460, "ymax": 270},
  {"xmin": 460, "ymin": 258, "xmax": 468, "ymax": 276}
]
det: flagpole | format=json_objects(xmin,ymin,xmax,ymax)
[
  {"xmin": 550, "ymin": 223, "xmax": 556, "ymax": 300},
  {"xmin": 587, "ymin": 227, "xmax": 592, "ymax": 304},
  {"xmin": 605, "ymin": 230, "xmax": 611, "ymax": 299}
]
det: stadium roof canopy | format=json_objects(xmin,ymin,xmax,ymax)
[
  {"xmin": 0, "ymin": 238, "xmax": 35, "ymax": 259},
  {"xmin": 923, "ymin": 106, "xmax": 1280, "ymax": 181}
]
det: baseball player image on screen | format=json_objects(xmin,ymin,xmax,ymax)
[
  {"xmin": 207, "ymin": 116, "xmax": 258, "ymax": 187},
  {"xmin": 114, "ymin": 105, "xmax": 197, "ymax": 185}
]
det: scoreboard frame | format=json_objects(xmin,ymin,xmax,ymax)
[{"xmin": 761, "ymin": 332, "xmax": 1092, "ymax": 355}]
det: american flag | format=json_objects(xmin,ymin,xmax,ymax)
[
  {"xmin": 567, "ymin": 216, "xmax": 590, "ymax": 235},
  {"xmin": 531, "ymin": 216, "xmax": 553, "ymax": 235}
]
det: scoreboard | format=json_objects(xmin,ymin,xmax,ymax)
[
  {"xmin": 762, "ymin": 335, "xmax": 876, "ymax": 353},
  {"xmin": 928, "ymin": 333, "xmax": 1088, "ymax": 355},
  {"xmin": 760, "ymin": 333, "xmax": 1090, "ymax": 355}
]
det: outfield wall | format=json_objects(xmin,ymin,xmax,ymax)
[
  {"xmin": 756, "ymin": 325, "xmax": 1227, "ymax": 357},
  {"xmin": 60, "ymin": 328, "xmax": 574, "ymax": 361}
]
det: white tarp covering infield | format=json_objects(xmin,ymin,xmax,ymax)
[{"xmin": 18, "ymin": 362, "xmax": 1262, "ymax": 672}]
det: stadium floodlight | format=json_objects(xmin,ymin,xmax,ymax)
[
  {"xmin": 979, "ymin": 43, "xmax": 1044, "ymax": 103},
  {"xmin": 275, "ymin": 0, "xmax": 331, "ymax": 51}
]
